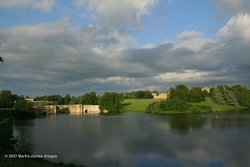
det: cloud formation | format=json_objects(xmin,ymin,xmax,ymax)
[
  {"xmin": 0, "ymin": 1, "xmax": 250, "ymax": 96},
  {"xmin": 74, "ymin": 0, "xmax": 158, "ymax": 31},
  {"xmin": 213, "ymin": 0, "xmax": 250, "ymax": 14},
  {"xmin": 0, "ymin": 0, "xmax": 55, "ymax": 12}
]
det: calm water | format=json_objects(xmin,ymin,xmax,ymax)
[{"xmin": 13, "ymin": 112, "xmax": 250, "ymax": 167}]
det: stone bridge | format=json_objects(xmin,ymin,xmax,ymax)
[{"xmin": 37, "ymin": 104, "xmax": 100, "ymax": 115}]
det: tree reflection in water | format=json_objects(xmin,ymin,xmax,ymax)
[
  {"xmin": 13, "ymin": 119, "xmax": 34, "ymax": 154},
  {"xmin": 0, "ymin": 119, "xmax": 16, "ymax": 156},
  {"xmin": 167, "ymin": 114, "xmax": 207, "ymax": 134}
]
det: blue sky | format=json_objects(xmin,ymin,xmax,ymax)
[
  {"xmin": 1, "ymin": 0, "xmax": 230, "ymax": 43},
  {"xmin": 0, "ymin": 0, "xmax": 250, "ymax": 96}
]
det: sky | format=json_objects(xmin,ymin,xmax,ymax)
[{"xmin": 0, "ymin": 0, "xmax": 250, "ymax": 96}]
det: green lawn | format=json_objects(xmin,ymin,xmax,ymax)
[
  {"xmin": 193, "ymin": 97, "xmax": 245, "ymax": 112},
  {"xmin": 123, "ymin": 99, "xmax": 160, "ymax": 112}
]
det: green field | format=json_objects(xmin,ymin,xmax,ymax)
[
  {"xmin": 123, "ymin": 99, "xmax": 160, "ymax": 112},
  {"xmin": 123, "ymin": 97, "xmax": 246, "ymax": 113},
  {"xmin": 193, "ymin": 97, "xmax": 245, "ymax": 112}
]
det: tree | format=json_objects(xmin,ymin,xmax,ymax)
[
  {"xmin": 80, "ymin": 92, "xmax": 98, "ymax": 105},
  {"xmin": 70, "ymin": 96, "xmax": 80, "ymax": 104},
  {"xmin": 63, "ymin": 94, "xmax": 71, "ymax": 104},
  {"xmin": 212, "ymin": 87, "xmax": 226, "ymax": 104},
  {"xmin": 14, "ymin": 100, "xmax": 35, "ymax": 117},
  {"xmin": 98, "ymin": 92, "xmax": 124, "ymax": 113},
  {"xmin": 232, "ymin": 85, "xmax": 250, "ymax": 107},
  {"xmin": 169, "ymin": 84, "xmax": 189, "ymax": 102},
  {"xmin": 0, "ymin": 90, "xmax": 14, "ymax": 108},
  {"xmin": 188, "ymin": 87, "xmax": 205, "ymax": 103},
  {"xmin": 223, "ymin": 88, "xmax": 238, "ymax": 106},
  {"xmin": 125, "ymin": 90, "xmax": 153, "ymax": 99},
  {"xmin": 211, "ymin": 85, "xmax": 239, "ymax": 106}
]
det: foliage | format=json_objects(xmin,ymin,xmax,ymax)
[
  {"xmin": 124, "ymin": 90, "xmax": 153, "ymax": 99},
  {"xmin": 211, "ymin": 85, "xmax": 239, "ymax": 106},
  {"xmin": 0, "ymin": 90, "xmax": 14, "ymax": 108},
  {"xmin": 98, "ymin": 92, "xmax": 124, "ymax": 113},
  {"xmin": 169, "ymin": 84, "xmax": 189, "ymax": 102},
  {"xmin": 70, "ymin": 96, "xmax": 80, "ymax": 104},
  {"xmin": 34, "ymin": 94, "xmax": 64, "ymax": 105},
  {"xmin": 64, "ymin": 94, "xmax": 71, "ymax": 105},
  {"xmin": 147, "ymin": 85, "xmax": 193, "ymax": 112},
  {"xmin": 187, "ymin": 87, "xmax": 206, "ymax": 103},
  {"xmin": 193, "ymin": 97, "xmax": 244, "ymax": 112},
  {"xmin": 232, "ymin": 84, "xmax": 250, "ymax": 108},
  {"xmin": 13, "ymin": 100, "xmax": 35, "ymax": 117},
  {"xmin": 79, "ymin": 92, "xmax": 98, "ymax": 105},
  {"xmin": 0, "ymin": 90, "xmax": 24, "ymax": 108}
]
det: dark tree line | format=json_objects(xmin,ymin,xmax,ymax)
[
  {"xmin": 0, "ymin": 90, "xmax": 24, "ymax": 108},
  {"xmin": 210, "ymin": 85, "xmax": 250, "ymax": 107},
  {"xmin": 124, "ymin": 90, "xmax": 153, "ymax": 99}
]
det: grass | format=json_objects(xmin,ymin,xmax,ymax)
[
  {"xmin": 193, "ymin": 97, "xmax": 245, "ymax": 112},
  {"xmin": 123, "ymin": 97, "xmax": 246, "ymax": 113},
  {"xmin": 123, "ymin": 99, "xmax": 161, "ymax": 112}
]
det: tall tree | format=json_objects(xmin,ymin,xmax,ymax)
[
  {"xmin": 63, "ymin": 94, "xmax": 71, "ymax": 104},
  {"xmin": 98, "ymin": 92, "xmax": 124, "ymax": 113},
  {"xmin": 0, "ymin": 90, "xmax": 14, "ymax": 108},
  {"xmin": 80, "ymin": 92, "xmax": 98, "ymax": 105}
]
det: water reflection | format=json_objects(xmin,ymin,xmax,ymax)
[
  {"xmin": 0, "ymin": 119, "xmax": 16, "ymax": 156},
  {"xmin": 13, "ymin": 119, "xmax": 34, "ymax": 154},
  {"xmin": 167, "ymin": 114, "xmax": 207, "ymax": 134},
  {"xmin": 12, "ymin": 113, "xmax": 250, "ymax": 167}
]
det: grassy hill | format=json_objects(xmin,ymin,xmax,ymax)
[
  {"xmin": 123, "ymin": 99, "xmax": 160, "ymax": 112},
  {"xmin": 123, "ymin": 97, "xmax": 245, "ymax": 113},
  {"xmin": 193, "ymin": 97, "xmax": 245, "ymax": 112}
]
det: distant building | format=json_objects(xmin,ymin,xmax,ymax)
[
  {"xmin": 201, "ymin": 87, "xmax": 211, "ymax": 93},
  {"xmin": 25, "ymin": 97, "xmax": 34, "ymax": 102},
  {"xmin": 152, "ymin": 92, "xmax": 169, "ymax": 99}
]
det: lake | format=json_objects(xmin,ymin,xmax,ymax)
[{"xmin": 13, "ymin": 112, "xmax": 250, "ymax": 167}]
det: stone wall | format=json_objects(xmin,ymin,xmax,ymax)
[{"xmin": 42, "ymin": 104, "xmax": 100, "ymax": 115}]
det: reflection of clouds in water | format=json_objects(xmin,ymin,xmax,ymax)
[{"xmin": 14, "ymin": 113, "xmax": 250, "ymax": 167}]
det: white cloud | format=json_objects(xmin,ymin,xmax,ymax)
[
  {"xmin": 175, "ymin": 31, "xmax": 215, "ymax": 51},
  {"xmin": 0, "ymin": 0, "xmax": 32, "ymax": 7},
  {"xmin": 0, "ymin": 0, "xmax": 55, "ymax": 12},
  {"xmin": 87, "ymin": 0, "xmax": 158, "ymax": 31},
  {"xmin": 217, "ymin": 13, "xmax": 250, "ymax": 41},
  {"xmin": 213, "ymin": 0, "xmax": 250, "ymax": 14},
  {"xmin": 74, "ymin": 0, "xmax": 86, "ymax": 8},
  {"xmin": 155, "ymin": 70, "xmax": 209, "ymax": 82},
  {"xmin": 32, "ymin": 0, "xmax": 56, "ymax": 12},
  {"xmin": 1, "ymin": 5, "xmax": 250, "ymax": 95}
]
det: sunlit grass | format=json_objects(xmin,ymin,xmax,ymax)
[
  {"xmin": 123, "ymin": 99, "xmax": 161, "ymax": 112},
  {"xmin": 193, "ymin": 97, "xmax": 245, "ymax": 112}
]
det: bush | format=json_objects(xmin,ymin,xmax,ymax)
[
  {"xmin": 146, "ymin": 98, "xmax": 192, "ymax": 113},
  {"xmin": 98, "ymin": 92, "xmax": 124, "ymax": 113},
  {"xmin": 13, "ymin": 100, "xmax": 35, "ymax": 117}
]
